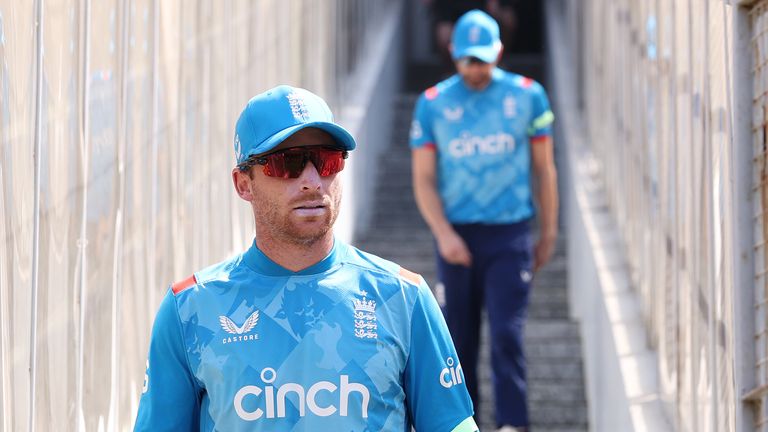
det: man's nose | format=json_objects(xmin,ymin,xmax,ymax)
[{"xmin": 298, "ymin": 161, "xmax": 322, "ymax": 190}]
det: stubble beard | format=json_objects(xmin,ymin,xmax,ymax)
[
  {"xmin": 461, "ymin": 69, "xmax": 493, "ymax": 90},
  {"xmin": 467, "ymin": 75, "xmax": 491, "ymax": 89},
  {"xmin": 254, "ymin": 192, "xmax": 341, "ymax": 247}
]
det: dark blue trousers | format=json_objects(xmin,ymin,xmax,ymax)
[{"xmin": 437, "ymin": 221, "xmax": 533, "ymax": 428}]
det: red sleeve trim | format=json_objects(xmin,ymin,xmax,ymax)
[
  {"xmin": 530, "ymin": 135, "xmax": 551, "ymax": 144},
  {"xmin": 422, "ymin": 142, "xmax": 437, "ymax": 150},
  {"xmin": 172, "ymin": 275, "xmax": 197, "ymax": 295},
  {"xmin": 399, "ymin": 267, "xmax": 422, "ymax": 286},
  {"xmin": 425, "ymin": 86, "xmax": 439, "ymax": 100},
  {"xmin": 520, "ymin": 77, "xmax": 534, "ymax": 88}
]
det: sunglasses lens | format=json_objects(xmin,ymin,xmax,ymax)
[
  {"xmin": 260, "ymin": 152, "xmax": 295, "ymax": 178},
  {"xmin": 282, "ymin": 151, "xmax": 309, "ymax": 178},
  {"xmin": 261, "ymin": 147, "xmax": 346, "ymax": 178},
  {"xmin": 312, "ymin": 148, "xmax": 346, "ymax": 176}
]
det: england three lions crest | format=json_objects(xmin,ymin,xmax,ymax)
[{"xmin": 353, "ymin": 291, "xmax": 378, "ymax": 339}]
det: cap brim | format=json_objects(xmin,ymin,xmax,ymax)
[
  {"xmin": 248, "ymin": 121, "xmax": 357, "ymax": 157},
  {"xmin": 452, "ymin": 45, "xmax": 500, "ymax": 63}
]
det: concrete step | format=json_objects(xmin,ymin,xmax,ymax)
[
  {"xmin": 533, "ymin": 273, "xmax": 567, "ymax": 287},
  {"xmin": 370, "ymin": 194, "xmax": 420, "ymax": 209},
  {"xmin": 528, "ymin": 303, "xmax": 570, "ymax": 318},
  {"xmin": 373, "ymin": 181, "xmax": 415, "ymax": 194},
  {"xmin": 529, "ymin": 382, "xmax": 588, "ymax": 403},
  {"xmin": 529, "ymin": 403, "xmax": 589, "ymax": 426},
  {"xmin": 526, "ymin": 359, "xmax": 586, "ymax": 382},
  {"xmin": 360, "ymin": 211, "xmax": 417, "ymax": 225},
  {"xmin": 530, "ymin": 286, "xmax": 568, "ymax": 300},
  {"xmin": 525, "ymin": 320, "xmax": 580, "ymax": 340},
  {"xmin": 526, "ymin": 340, "xmax": 583, "ymax": 360},
  {"xmin": 360, "ymin": 230, "xmax": 433, "ymax": 245},
  {"xmin": 364, "ymin": 221, "xmax": 425, "ymax": 231},
  {"xmin": 363, "ymin": 210, "xmax": 416, "ymax": 225},
  {"xmin": 529, "ymin": 307, "xmax": 570, "ymax": 320},
  {"xmin": 530, "ymin": 289, "xmax": 568, "ymax": 303},
  {"xmin": 355, "ymin": 241, "xmax": 433, "ymax": 255}
]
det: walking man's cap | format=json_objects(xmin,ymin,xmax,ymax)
[{"xmin": 451, "ymin": 10, "xmax": 502, "ymax": 63}]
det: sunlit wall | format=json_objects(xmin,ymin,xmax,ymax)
[
  {"xmin": 576, "ymin": 0, "xmax": 756, "ymax": 430},
  {"xmin": 0, "ymin": 0, "xmax": 398, "ymax": 430}
]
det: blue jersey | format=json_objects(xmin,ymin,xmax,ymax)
[
  {"xmin": 410, "ymin": 68, "xmax": 554, "ymax": 224},
  {"xmin": 135, "ymin": 239, "xmax": 478, "ymax": 432}
]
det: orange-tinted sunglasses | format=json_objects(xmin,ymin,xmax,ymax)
[{"xmin": 239, "ymin": 146, "xmax": 348, "ymax": 178}]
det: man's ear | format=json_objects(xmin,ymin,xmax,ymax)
[
  {"xmin": 495, "ymin": 44, "xmax": 504, "ymax": 64},
  {"xmin": 232, "ymin": 168, "xmax": 254, "ymax": 201}
]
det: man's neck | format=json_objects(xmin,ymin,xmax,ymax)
[
  {"xmin": 255, "ymin": 234, "xmax": 335, "ymax": 272},
  {"xmin": 463, "ymin": 78, "xmax": 492, "ymax": 91}
]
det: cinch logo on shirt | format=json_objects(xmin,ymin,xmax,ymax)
[
  {"xmin": 439, "ymin": 357, "xmax": 465, "ymax": 389},
  {"xmin": 448, "ymin": 132, "xmax": 516, "ymax": 158},
  {"xmin": 234, "ymin": 368, "xmax": 371, "ymax": 421}
]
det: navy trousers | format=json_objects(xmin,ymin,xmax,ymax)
[{"xmin": 436, "ymin": 221, "xmax": 533, "ymax": 428}]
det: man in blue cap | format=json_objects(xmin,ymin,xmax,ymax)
[
  {"xmin": 425, "ymin": 0, "xmax": 519, "ymax": 69},
  {"xmin": 134, "ymin": 85, "xmax": 479, "ymax": 432},
  {"xmin": 410, "ymin": 10, "xmax": 558, "ymax": 432}
]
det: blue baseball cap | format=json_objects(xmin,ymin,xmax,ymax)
[
  {"xmin": 233, "ymin": 85, "xmax": 356, "ymax": 164},
  {"xmin": 451, "ymin": 10, "xmax": 502, "ymax": 63}
]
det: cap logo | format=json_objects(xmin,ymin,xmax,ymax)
[
  {"xmin": 469, "ymin": 25, "xmax": 481, "ymax": 43},
  {"xmin": 234, "ymin": 134, "xmax": 243, "ymax": 162},
  {"xmin": 287, "ymin": 91, "xmax": 310, "ymax": 121}
]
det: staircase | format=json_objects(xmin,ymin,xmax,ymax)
[{"xmin": 354, "ymin": 91, "xmax": 588, "ymax": 432}]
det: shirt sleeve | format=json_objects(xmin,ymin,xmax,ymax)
[
  {"xmin": 528, "ymin": 80, "xmax": 555, "ymax": 138},
  {"xmin": 134, "ymin": 289, "xmax": 202, "ymax": 431},
  {"xmin": 404, "ymin": 280, "xmax": 478, "ymax": 432},
  {"xmin": 409, "ymin": 92, "xmax": 436, "ymax": 150}
]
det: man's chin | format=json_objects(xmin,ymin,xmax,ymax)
[
  {"xmin": 468, "ymin": 79, "xmax": 490, "ymax": 89},
  {"xmin": 284, "ymin": 223, "xmax": 333, "ymax": 246}
]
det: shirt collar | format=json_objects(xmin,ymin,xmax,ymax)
[
  {"xmin": 459, "ymin": 67, "xmax": 503, "ymax": 93},
  {"xmin": 242, "ymin": 237, "xmax": 345, "ymax": 277}
]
